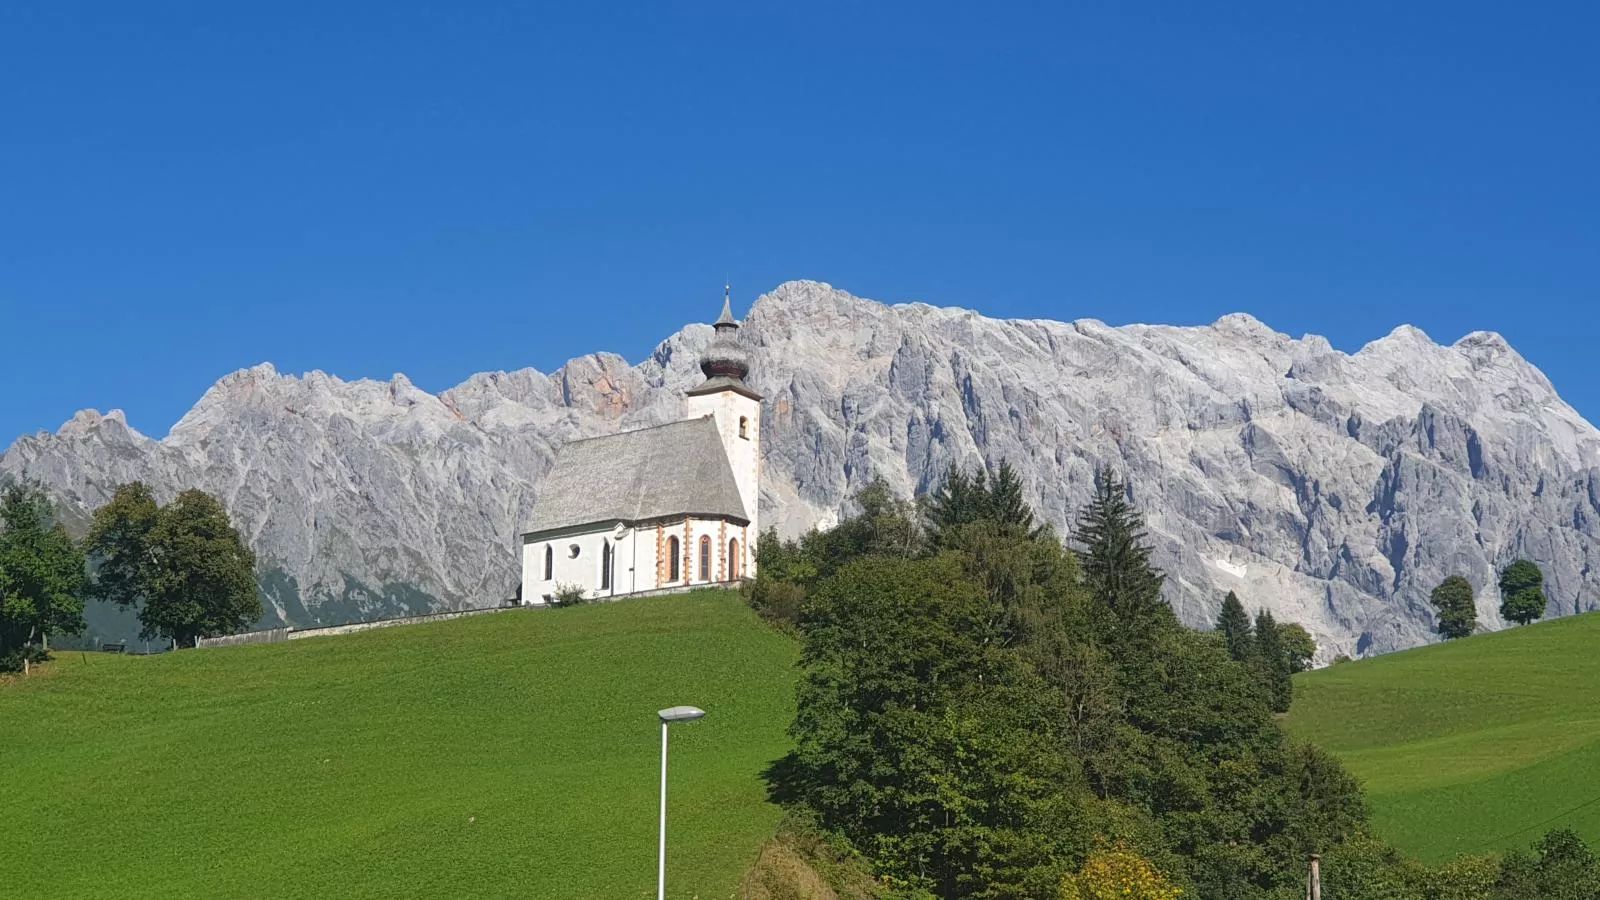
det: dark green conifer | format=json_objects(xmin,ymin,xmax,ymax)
[
  {"xmin": 1073, "ymin": 467, "xmax": 1169, "ymax": 630},
  {"xmin": 1215, "ymin": 591, "xmax": 1253, "ymax": 661},
  {"xmin": 925, "ymin": 463, "xmax": 987, "ymax": 544},
  {"xmin": 1253, "ymin": 609, "xmax": 1294, "ymax": 713},
  {"xmin": 986, "ymin": 461, "xmax": 1037, "ymax": 535}
]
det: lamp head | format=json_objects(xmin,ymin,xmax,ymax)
[{"xmin": 658, "ymin": 706, "xmax": 706, "ymax": 723}]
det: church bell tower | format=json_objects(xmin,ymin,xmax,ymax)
[{"xmin": 685, "ymin": 286, "xmax": 762, "ymax": 574}]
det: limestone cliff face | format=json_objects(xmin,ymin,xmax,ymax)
[{"xmin": 4, "ymin": 281, "xmax": 1595, "ymax": 658}]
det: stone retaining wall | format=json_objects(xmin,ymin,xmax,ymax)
[
  {"xmin": 286, "ymin": 606, "xmax": 515, "ymax": 641},
  {"xmin": 196, "ymin": 627, "xmax": 292, "ymax": 649}
]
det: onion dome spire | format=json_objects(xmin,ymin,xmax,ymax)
[{"xmin": 687, "ymin": 283, "xmax": 760, "ymax": 400}]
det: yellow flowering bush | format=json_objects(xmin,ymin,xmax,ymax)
[{"xmin": 1060, "ymin": 842, "xmax": 1183, "ymax": 900}]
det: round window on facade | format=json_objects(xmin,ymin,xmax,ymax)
[{"xmin": 568, "ymin": 544, "xmax": 581, "ymax": 559}]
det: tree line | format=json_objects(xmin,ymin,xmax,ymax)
[
  {"xmin": 745, "ymin": 461, "xmax": 1600, "ymax": 899},
  {"xmin": 0, "ymin": 480, "xmax": 259, "ymax": 672}
]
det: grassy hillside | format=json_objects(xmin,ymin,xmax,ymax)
[
  {"xmin": 1287, "ymin": 612, "xmax": 1600, "ymax": 863},
  {"xmin": 0, "ymin": 590, "xmax": 797, "ymax": 899}
]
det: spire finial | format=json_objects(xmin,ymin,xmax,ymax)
[{"xmin": 715, "ymin": 282, "xmax": 737, "ymax": 328}]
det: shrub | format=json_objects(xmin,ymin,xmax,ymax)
[
  {"xmin": 745, "ymin": 577, "xmax": 806, "ymax": 630},
  {"xmin": 548, "ymin": 583, "xmax": 589, "ymax": 608},
  {"xmin": 0, "ymin": 643, "xmax": 51, "ymax": 674},
  {"xmin": 1060, "ymin": 842, "xmax": 1183, "ymax": 900}
]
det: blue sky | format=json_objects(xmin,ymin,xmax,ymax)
[{"xmin": 2, "ymin": 2, "xmax": 1595, "ymax": 442}]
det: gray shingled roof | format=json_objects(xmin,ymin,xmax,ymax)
[{"xmin": 523, "ymin": 416, "xmax": 749, "ymax": 535}]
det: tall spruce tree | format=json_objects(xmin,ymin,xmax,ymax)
[
  {"xmin": 927, "ymin": 460, "xmax": 1038, "ymax": 546},
  {"xmin": 1215, "ymin": 591, "xmax": 1253, "ymax": 661},
  {"xmin": 1430, "ymin": 575, "xmax": 1477, "ymax": 639},
  {"xmin": 987, "ymin": 461, "xmax": 1037, "ymax": 535},
  {"xmin": 1073, "ymin": 467, "xmax": 1169, "ymax": 634},
  {"xmin": 1253, "ymin": 609, "xmax": 1294, "ymax": 713},
  {"xmin": 926, "ymin": 463, "xmax": 989, "ymax": 541}
]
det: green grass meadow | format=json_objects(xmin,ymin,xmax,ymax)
[
  {"xmin": 0, "ymin": 590, "xmax": 797, "ymax": 899},
  {"xmin": 1287, "ymin": 612, "xmax": 1600, "ymax": 862}
]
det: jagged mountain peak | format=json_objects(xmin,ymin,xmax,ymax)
[
  {"xmin": 5, "ymin": 281, "xmax": 1596, "ymax": 661},
  {"xmin": 54, "ymin": 408, "xmax": 138, "ymax": 440}
]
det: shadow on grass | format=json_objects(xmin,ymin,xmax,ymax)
[{"xmin": 761, "ymin": 750, "xmax": 809, "ymax": 805}]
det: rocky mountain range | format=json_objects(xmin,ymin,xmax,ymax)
[{"xmin": 5, "ymin": 280, "xmax": 1597, "ymax": 659}]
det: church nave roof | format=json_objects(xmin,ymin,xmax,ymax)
[{"xmin": 523, "ymin": 416, "xmax": 749, "ymax": 535}]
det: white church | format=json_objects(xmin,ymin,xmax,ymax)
[{"xmin": 519, "ymin": 291, "xmax": 761, "ymax": 604}]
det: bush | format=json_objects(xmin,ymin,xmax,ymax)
[
  {"xmin": 745, "ymin": 577, "xmax": 806, "ymax": 630},
  {"xmin": 0, "ymin": 642, "xmax": 50, "ymax": 674},
  {"xmin": 1060, "ymin": 842, "xmax": 1184, "ymax": 900},
  {"xmin": 739, "ymin": 808, "xmax": 891, "ymax": 900},
  {"xmin": 548, "ymin": 583, "xmax": 589, "ymax": 608}
]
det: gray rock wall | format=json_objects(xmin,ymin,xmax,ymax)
[{"xmin": 5, "ymin": 280, "xmax": 1596, "ymax": 659}]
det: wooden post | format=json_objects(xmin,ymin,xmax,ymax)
[{"xmin": 1309, "ymin": 854, "xmax": 1321, "ymax": 900}]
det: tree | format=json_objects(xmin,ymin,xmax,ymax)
[
  {"xmin": 782, "ymin": 554, "xmax": 1087, "ymax": 897},
  {"xmin": 987, "ymin": 461, "xmax": 1037, "ymax": 536},
  {"xmin": 926, "ymin": 463, "xmax": 989, "ymax": 543},
  {"xmin": 1253, "ymin": 610, "xmax": 1293, "ymax": 713},
  {"xmin": 84, "ymin": 481, "xmax": 160, "ymax": 609},
  {"xmin": 1074, "ymin": 467, "xmax": 1170, "ymax": 634},
  {"xmin": 1496, "ymin": 828, "xmax": 1600, "ymax": 900},
  {"xmin": 808, "ymin": 478, "xmax": 924, "ymax": 572},
  {"xmin": 1215, "ymin": 591, "xmax": 1253, "ymax": 662},
  {"xmin": 927, "ymin": 460, "xmax": 1038, "ymax": 546},
  {"xmin": 1060, "ymin": 842, "xmax": 1184, "ymax": 900},
  {"xmin": 0, "ymin": 484, "xmax": 87, "ymax": 670},
  {"xmin": 1499, "ymin": 559, "xmax": 1546, "ymax": 626},
  {"xmin": 1277, "ymin": 622, "xmax": 1316, "ymax": 674},
  {"xmin": 1288, "ymin": 742, "xmax": 1369, "ymax": 846},
  {"xmin": 758, "ymin": 465, "xmax": 1376, "ymax": 896},
  {"xmin": 133, "ymin": 489, "xmax": 260, "ymax": 647},
  {"xmin": 1430, "ymin": 575, "xmax": 1477, "ymax": 639}
]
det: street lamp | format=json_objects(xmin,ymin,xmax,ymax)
[{"xmin": 657, "ymin": 705, "xmax": 705, "ymax": 900}]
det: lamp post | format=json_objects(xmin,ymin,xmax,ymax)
[{"xmin": 657, "ymin": 705, "xmax": 705, "ymax": 900}]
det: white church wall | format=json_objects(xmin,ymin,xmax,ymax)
[
  {"xmin": 685, "ymin": 392, "xmax": 762, "ymax": 578},
  {"xmin": 632, "ymin": 529, "xmax": 660, "ymax": 593},
  {"xmin": 638, "ymin": 516, "xmax": 752, "ymax": 590},
  {"xmin": 521, "ymin": 517, "xmax": 754, "ymax": 604},
  {"xmin": 522, "ymin": 525, "xmax": 637, "ymax": 605}
]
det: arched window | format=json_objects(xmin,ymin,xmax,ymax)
[
  {"xmin": 738, "ymin": 416, "xmax": 749, "ymax": 439},
  {"xmin": 667, "ymin": 536, "xmax": 681, "ymax": 582},
  {"xmin": 600, "ymin": 539, "xmax": 612, "ymax": 591},
  {"xmin": 543, "ymin": 544, "xmax": 553, "ymax": 580},
  {"xmin": 728, "ymin": 538, "xmax": 740, "ymax": 579},
  {"xmin": 699, "ymin": 536, "xmax": 711, "ymax": 582}
]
